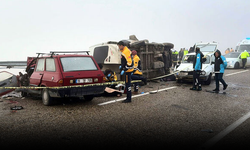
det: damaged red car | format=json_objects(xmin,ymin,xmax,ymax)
[{"xmin": 21, "ymin": 51, "xmax": 105, "ymax": 106}]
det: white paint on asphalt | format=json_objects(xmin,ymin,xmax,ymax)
[
  {"xmin": 98, "ymin": 86, "xmax": 177, "ymax": 106},
  {"xmin": 202, "ymin": 111, "xmax": 250, "ymax": 149},
  {"xmin": 225, "ymin": 70, "xmax": 249, "ymax": 77}
]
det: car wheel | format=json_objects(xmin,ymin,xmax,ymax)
[
  {"xmin": 21, "ymin": 91, "xmax": 27, "ymax": 97},
  {"xmin": 42, "ymin": 89, "xmax": 53, "ymax": 106},
  {"xmin": 204, "ymin": 74, "xmax": 212, "ymax": 85},
  {"xmin": 84, "ymin": 95, "xmax": 94, "ymax": 101},
  {"xmin": 234, "ymin": 62, "xmax": 240, "ymax": 69}
]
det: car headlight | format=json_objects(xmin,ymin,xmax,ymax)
[
  {"xmin": 228, "ymin": 61, "xmax": 234, "ymax": 64},
  {"xmin": 201, "ymin": 71, "xmax": 206, "ymax": 75}
]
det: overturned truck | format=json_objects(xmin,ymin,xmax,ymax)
[{"xmin": 89, "ymin": 35, "xmax": 174, "ymax": 80}]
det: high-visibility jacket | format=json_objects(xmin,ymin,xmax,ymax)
[
  {"xmin": 184, "ymin": 50, "xmax": 188, "ymax": 55},
  {"xmin": 172, "ymin": 51, "xmax": 179, "ymax": 55},
  {"xmin": 133, "ymin": 55, "xmax": 142, "ymax": 75},
  {"xmin": 241, "ymin": 51, "xmax": 250, "ymax": 59},
  {"xmin": 120, "ymin": 46, "xmax": 134, "ymax": 72}
]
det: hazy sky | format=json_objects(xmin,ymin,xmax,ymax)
[{"xmin": 0, "ymin": 0, "xmax": 250, "ymax": 61}]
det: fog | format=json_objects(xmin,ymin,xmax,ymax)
[{"xmin": 0, "ymin": 0, "xmax": 249, "ymax": 61}]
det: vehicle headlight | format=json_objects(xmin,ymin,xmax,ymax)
[
  {"xmin": 201, "ymin": 71, "xmax": 206, "ymax": 75},
  {"xmin": 228, "ymin": 61, "xmax": 234, "ymax": 64}
]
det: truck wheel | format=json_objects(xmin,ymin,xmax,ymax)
[
  {"xmin": 204, "ymin": 74, "xmax": 212, "ymax": 85},
  {"xmin": 42, "ymin": 89, "xmax": 53, "ymax": 106},
  {"xmin": 84, "ymin": 95, "xmax": 94, "ymax": 101}
]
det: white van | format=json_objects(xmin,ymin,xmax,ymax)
[{"xmin": 174, "ymin": 42, "xmax": 217, "ymax": 85}]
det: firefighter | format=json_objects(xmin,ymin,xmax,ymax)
[
  {"xmin": 241, "ymin": 50, "xmax": 250, "ymax": 69},
  {"xmin": 131, "ymin": 50, "xmax": 147, "ymax": 94},
  {"xmin": 117, "ymin": 41, "xmax": 134, "ymax": 103}
]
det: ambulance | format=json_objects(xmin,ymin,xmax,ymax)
[{"xmin": 235, "ymin": 38, "xmax": 250, "ymax": 53}]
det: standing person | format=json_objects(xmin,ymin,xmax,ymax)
[
  {"xmin": 230, "ymin": 48, "xmax": 234, "ymax": 52},
  {"xmin": 190, "ymin": 47, "xmax": 204, "ymax": 91},
  {"xmin": 241, "ymin": 50, "xmax": 250, "ymax": 69},
  {"xmin": 213, "ymin": 50, "xmax": 228, "ymax": 92},
  {"xmin": 225, "ymin": 48, "xmax": 230, "ymax": 54},
  {"xmin": 179, "ymin": 48, "xmax": 184, "ymax": 61},
  {"xmin": 183, "ymin": 49, "xmax": 189, "ymax": 56},
  {"xmin": 131, "ymin": 50, "xmax": 147, "ymax": 94},
  {"xmin": 172, "ymin": 50, "xmax": 178, "ymax": 68},
  {"xmin": 162, "ymin": 46, "xmax": 172, "ymax": 75},
  {"xmin": 117, "ymin": 41, "xmax": 134, "ymax": 103}
]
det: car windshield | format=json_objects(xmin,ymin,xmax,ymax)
[
  {"xmin": 224, "ymin": 53, "xmax": 240, "ymax": 58},
  {"xmin": 60, "ymin": 57, "xmax": 97, "ymax": 72},
  {"xmin": 238, "ymin": 45, "xmax": 250, "ymax": 53},
  {"xmin": 182, "ymin": 55, "xmax": 210, "ymax": 64},
  {"xmin": 197, "ymin": 44, "xmax": 216, "ymax": 52}
]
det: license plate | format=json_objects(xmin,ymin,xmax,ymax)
[{"xmin": 76, "ymin": 78, "xmax": 92, "ymax": 83}]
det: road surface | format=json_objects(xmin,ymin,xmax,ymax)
[{"xmin": 0, "ymin": 69, "xmax": 250, "ymax": 149}]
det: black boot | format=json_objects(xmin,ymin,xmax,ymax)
[
  {"xmin": 223, "ymin": 84, "xmax": 228, "ymax": 90},
  {"xmin": 190, "ymin": 87, "xmax": 197, "ymax": 90},
  {"xmin": 122, "ymin": 99, "xmax": 131, "ymax": 103},
  {"xmin": 197, "ymin": 86, "xmax": 202, "ymax": 91}
]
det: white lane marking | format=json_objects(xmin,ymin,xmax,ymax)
[
  {"xmin": 202, "ymin": 111, "xmax": 250, "ymax": 149},
  {"xmin": 225, "ymin": 70, "xmax": 249, "ymax": 77},
  {"xmin": 98, "ymin": 86, "xmax": 177, "ymax": 106}
]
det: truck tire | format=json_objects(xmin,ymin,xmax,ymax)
[
  {"xmin": 42, "ymin": 89, "xmax": 53, "ymax": 106},
  {"xmin": 163, "ymin": 43, "xmax": 174, "ymax": 48}
]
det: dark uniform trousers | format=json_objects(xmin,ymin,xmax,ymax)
[
  {"xmin": 125, "ymin": 72, "xmax": 132, "ymax": 101},
  {"xmin": 193, "ymin": 70, "xmax": 201, "ymax": 88}
]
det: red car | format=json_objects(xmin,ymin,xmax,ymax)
[{"xmin": 25, "ymin": 51, "xmax": 105, "ymax": 106}]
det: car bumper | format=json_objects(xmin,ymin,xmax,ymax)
[
  {"xmin": 226, "ymin": 64, "xmax": 235, "ymax": 68},
  {"xmin": 176, "ymin": 74, "xmax": 209, "ymax": 81},
  {"xmin": 49, "ymin": 86, "xmax": 106, "ymax": 98}
]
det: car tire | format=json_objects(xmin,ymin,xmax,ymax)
[
  {"xmin": 42, "ymin": 88, "xmax": 53, "ymax": 106},
  {"xmin": 84, "ymin": 95, "xmax": 94, "ymax": 101},
  {"xmin": 234, "ymin": 62, "xmax": 240, "ymax": 69},
  {"xmin": 204, "ymin": 74, "xmax": 212, "ymax": 85},
  {"xmin": 21, "ymin": 91, "xmax": 27, "ymax": 97}
]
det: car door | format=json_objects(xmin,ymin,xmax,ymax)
[
  {"xmin": 210, "ymin": 55, "xmax": 215, "ymax": 73},
  {"xmin": 41, "ymin": 58, "xmax": 61, "ymax": 87},
  {"xmin": 247, "ymin": 52, "xmax": 250, "ymax": 66},
  {"xmin": 29, "ymin": 58, "xmax": 45, "ymax": 86}
]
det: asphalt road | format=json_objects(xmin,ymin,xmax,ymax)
[{"xmin": 1, "ymin": 69, "xmax": 250, "ymax": 149}]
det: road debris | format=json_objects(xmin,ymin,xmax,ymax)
[{"xmin": 10, "ymin": 106, "xmax": 24, "ymax": 110}]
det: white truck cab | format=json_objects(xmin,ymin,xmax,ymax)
[{"xmin": 174, "ymin": 42, "xmax": 217, "ymax": 85}]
